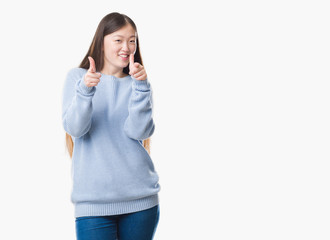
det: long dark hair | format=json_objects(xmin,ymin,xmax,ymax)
[{"xmin": 65, "ymin": 12, "xmax": 151, "ymax": 158}]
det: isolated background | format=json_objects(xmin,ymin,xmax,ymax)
[{"xmin": 0, "ymin": 0, "xmax": 329, "ymax": 239}]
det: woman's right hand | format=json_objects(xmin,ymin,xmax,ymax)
[{"xmin": 84, "ymin": 56, "xmax": 101, "ymax": 87}]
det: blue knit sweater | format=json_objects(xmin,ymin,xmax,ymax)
[{"xmin": 62, "ymin": 67, "xmax": 160, "ymax": 218}]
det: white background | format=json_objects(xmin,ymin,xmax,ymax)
[{"xmin": 0, "ymin": 0, "xmax": 329, "ymax": 239}]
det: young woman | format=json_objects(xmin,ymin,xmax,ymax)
[{"xmin": 61, "ymin": 12, "xmax": 160, "ymax": 240}]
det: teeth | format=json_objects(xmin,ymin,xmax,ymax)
[{"xmin": 120, "ymin": 55, "xmax": 128, "ymax": 57}]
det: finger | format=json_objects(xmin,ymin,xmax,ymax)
[
  {"xmin": 129, "ymin": 53, "xmax": 134, "ymax": 71},
  {"xmin": 85, "ymin": 76, "xmax": 100, "ymax": 84},
  {"xmin": 87, "ymin": 72, "xmax": 101, "ymax": 78},
  {"xmin": 131, "ymin": 64, "xmax": 143, "ymax": 75},
  {"xmin": 87, "ymin": 83, "xmax": 99, "ymax": 88},
  {"xmin": 133, "ymin": 70, "xmax": 145, "ymax": 78},
  {"xmin": 86, "ymin": 77, "xmax": 101, "ymax": 83},
  {"xmin": 88, "ymin": 56, "xmax": 96, "ymax": 73},
  {"xmin": 135, "ymin": 73, "xmax": 147, "ymax": 81},
  {"xmin": 85, "ymin": 80, "xmax": 99, "ymax": 87},
  {"xmin": 130, "ymin": 63, "xmax": 141, "ymax": 74},
  {"xmin": 87, "ymin": 82, "xmax": 99, "ymax": 86},
  {"xmin": 134, "ymin": 62, "xmax": 142, "ymax": 69},
  {"xmin": 130, "ymin": 53, "xmax": 134, "ymax": 64}
]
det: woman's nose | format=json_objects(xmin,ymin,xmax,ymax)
[{"xmin": 122, "ymin": 42, "xmax": 129, "ymax": 51}]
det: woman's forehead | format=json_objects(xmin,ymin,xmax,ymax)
[{"xmin": 111, "ymin": 25, "xmax": 136, "ymax": 37}]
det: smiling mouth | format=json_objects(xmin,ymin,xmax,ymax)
[{"xmin": 119, "ymin": 54, "xmax": 129, "ymax": 61}]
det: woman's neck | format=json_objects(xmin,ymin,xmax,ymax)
[{"xmin": 101, "ymin": 65, "xmax": 127, "ymax": 78}]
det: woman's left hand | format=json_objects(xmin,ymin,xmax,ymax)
[{"xmin": 129, "ymin": 54, "xmax": 147, "ymax": 81}]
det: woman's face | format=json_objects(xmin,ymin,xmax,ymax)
[{"xmin": 103, "ymin": 24, "xmax": 136, "ymax": 71}]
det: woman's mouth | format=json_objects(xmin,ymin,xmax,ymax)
[{"xmin": 119, "ymin": 54, "xmax": 129, "ymax": 61}]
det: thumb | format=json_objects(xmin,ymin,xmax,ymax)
[
  {"xmin": 88, "ymin": 56, "xmax": 96, "ymax": 73},
  {"xmin": 129, "ymin": 53, "xmax": 134, "ymax": 70}
]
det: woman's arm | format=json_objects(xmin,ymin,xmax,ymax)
[
  {"xmin": 62, "ymin": 68, "xmax": 96, "ymax": 138},
  {"xmin": 124, "ymin": 77, "xmax": 155, "ymax": 140}
]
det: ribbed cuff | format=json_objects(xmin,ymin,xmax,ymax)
[
  {"xmin": 74, "ymin": 194, "xmax": 159, "ymax": 218},
  {"xmin": 132, "ymin": 77, "xmax": 150, "ymax": 91}
]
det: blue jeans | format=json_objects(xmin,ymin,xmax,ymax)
[{"xmin": 75, "ymin": 205, "xmax": 160, "ymax": 240}]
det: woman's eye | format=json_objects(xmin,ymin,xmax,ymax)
[{"xmin": 115, "ymin": 39, "xmax": 135, "ymax": 43}]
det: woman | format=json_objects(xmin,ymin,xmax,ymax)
[{"xmin": 61, "ymin": 12, "xmax": 160, "ymax": 240}]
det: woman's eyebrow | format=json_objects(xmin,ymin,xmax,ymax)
[{"xmin": 113, "ymin": 34, "xmax": 136, "ymax": 38}]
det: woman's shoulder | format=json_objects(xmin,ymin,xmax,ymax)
[
  {"xmin": 64, "ymin": 68, "xmax": 88, "ymax": 85},
  {"xmin": 67, "ymin": 67, "xmax": 88, "ymax": 77}
]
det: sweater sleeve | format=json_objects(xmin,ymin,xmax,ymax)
[
  {"xmin": 124, "ymin": 77, "xmax": 155, "ymax": 140},
  {"xmin": 62, "ymin": 68, "xmax": 96, "ymax": 138}
]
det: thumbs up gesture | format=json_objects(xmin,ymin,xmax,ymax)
[
  {"xmin": 129, "ymin": 54, "xmax": 147, "ymax": 81},
  {"xmin": 84, "ymin": 56, "xmax": 101, "ymax": 87}
]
